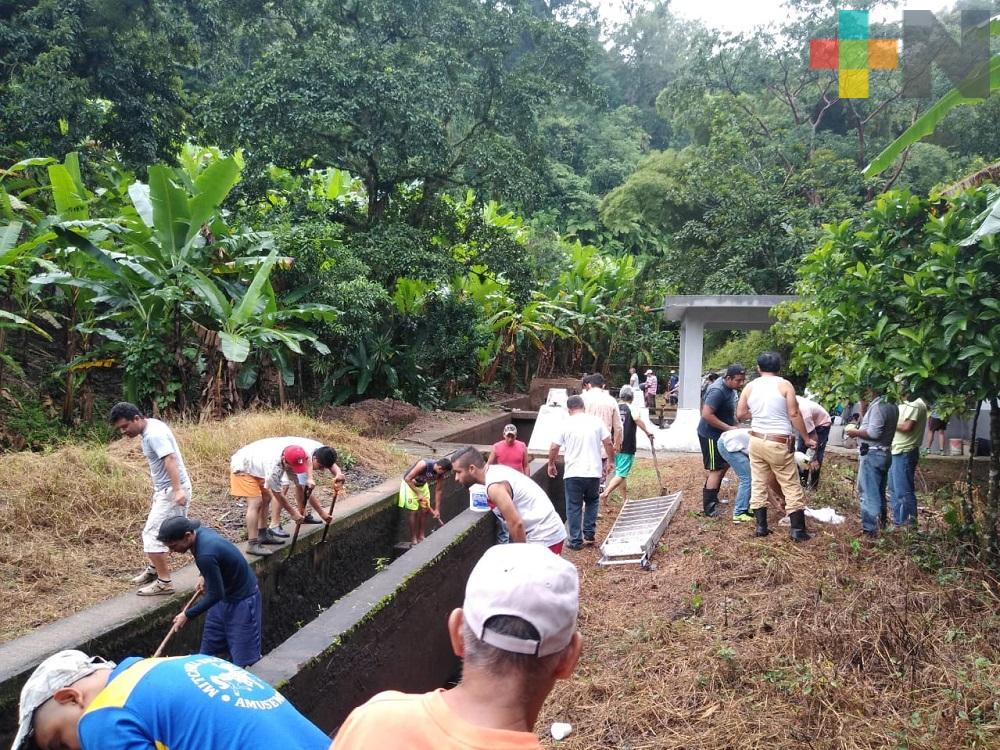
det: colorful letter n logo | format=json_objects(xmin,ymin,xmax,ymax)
[{"xmin": 810, "ymin": 10, "xmax": 899, "ymax": 99}]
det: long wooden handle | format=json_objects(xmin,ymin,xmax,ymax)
[
  {"xmin": 320, "ymin": 486, "xmax": 341, "ymax": 543},
  {"xmin": 153, "ymin": 590, "xmax": 200, "ymax": 657}
]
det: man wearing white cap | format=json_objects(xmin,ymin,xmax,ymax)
[
  {"xmin": 12, "ymin": 650, "xmax": 329, "ymax": 750},
  {"xmin": 331, "ymin": 544, "xmax": 583, "ymax": 749}
]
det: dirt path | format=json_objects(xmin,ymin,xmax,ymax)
[{"xmin": 538, "ymin": 455, "xmax": 1000, "ymax": 749}]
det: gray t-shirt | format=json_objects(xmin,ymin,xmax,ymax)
[
  {"xmin": 141, "ymin": 418, "xmax": 190, "ymax": 491},
  {"xmin": 859, "ymin": 397, "xmax": 899, "ymax": 449}
]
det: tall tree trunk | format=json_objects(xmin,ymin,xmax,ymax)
[
  {"xmin": 987, "ymin": 397, "xmax": 1000, "ymax": 565},
  {"xmin": 61, "ymin": 294, "xmax": 78, "ymax": 425},
  {"xmin": 276, "ymin": 357, "xmax": 287, "ymax": 408},
  {"xmin": 963, "ymin": 400, "xmax": 982, "ymax": 554}
]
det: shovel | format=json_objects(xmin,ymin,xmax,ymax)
[
  {"xmin": 649, "ymin": 442, "xmax": 668, "ymax": 494},
  {"xmin": 152, "ymin": 590, "xmax": 200, "ymax": 658},
  {"xmin": 286, "ymin": 485, "xmax": 314, "ymax": 560},
  {"xmin": 320, "ymin": 485, "xmax": 341, "ymax": 543}
]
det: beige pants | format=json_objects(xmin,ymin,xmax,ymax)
[{"xmin": 748, "ymin": 436, "xmax": 805, "ymax": 513}]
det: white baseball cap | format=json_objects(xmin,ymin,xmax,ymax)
[
  {"xmin": 502, "ymin": 424, "xmax": 517, "ymax": 436},
  {"xmin": 12, "ymin": 650, "xmax": 115, "ymax": 750},
  {"xmin": 463, "ymin": 544, "xmax": 579, "ymax": 657}
]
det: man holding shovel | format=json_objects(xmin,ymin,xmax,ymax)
[
  {"xmin": 599, "ymin": 385, "xmax": 655, "ymax": 504},
  {"xmin": 268, "ymin": 438, "xmax": 346, "ymax": 538},
  {"xmin": 157, "ymin": 516, "xmax": 263, "ymax": 668}
]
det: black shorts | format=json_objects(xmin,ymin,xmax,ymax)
[
  {"xmin": 928, "ymin": 416, "xmax": 948, "ymax": 432},
  {"xmin": 699, "ymin": 435, "xmax": 729, "ymax": 472}
]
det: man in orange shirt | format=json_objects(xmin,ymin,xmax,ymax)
[{"xmin": 330, "ymin": 544, "xmax": 583, "ymax": 749}]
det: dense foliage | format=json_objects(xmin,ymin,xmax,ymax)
[
  {"xmin": 778, "ymin": 186, "xmax": 1000, "ymax": 563},
  {"xmin": 5, "ymin": 0, "xmax": 1000, "ymax": 434}
]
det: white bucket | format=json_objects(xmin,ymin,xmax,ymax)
[{"xmin": 469, "ymin": 483, "xmax": 490, "ymax": 512}]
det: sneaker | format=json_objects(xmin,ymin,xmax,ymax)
[
  {"xmin": 302, "ymin": 513, "xmax": 323, "ymax": 524},
  {"xmin": 732, "ymin": 512, "xmax": 754, "ymax": 524},
  {"xmin": 566, "ymin": 543, "xmax": 583, "ymax": 551},
  {"xmin": 247, "ymin": 542, "xmax": 274, "ymax": 556},
  {"xmin": 258, "ymin": 529, "xmax": 284, "ymax": 545},
  {"xmin": 137, "ymin": 579, "xmax": 174, "ymax": 596},
  {"xmin": 583, "ymin": 536, "xmax": 596, "ymax": 545},
  {"xmin": 269, "ymin": 526, "xmax": 290, "ymax": 538},
  {"xmin": 131, "ymin": 566, "xmax": 157, "ymax": 585}
]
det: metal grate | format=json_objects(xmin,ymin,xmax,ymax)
[{"xmin": 598, "ymin": 491, "xmax": 683, "ymax": 568}]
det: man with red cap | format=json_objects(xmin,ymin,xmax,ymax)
[{"xmin": 229, "ymin": 438, "xmax": 337, "ymax": 556}]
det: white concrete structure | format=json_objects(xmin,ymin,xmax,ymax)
[{"xmin": 663, "ymin": 295, "xmax": 796, "ymax": 409}]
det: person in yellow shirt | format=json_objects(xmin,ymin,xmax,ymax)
[{"xmin": 330, "ymin": 544, "xmax": 582, "ymax": 749}]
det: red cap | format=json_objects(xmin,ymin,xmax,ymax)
[{"xmin": 282, "ymin": 444, "xmax": 309, "ymax": 472}]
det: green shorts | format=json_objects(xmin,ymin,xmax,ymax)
[
  {"xmin": 398, "ymin": 480, "xmax": 430, "ymax": 511},
  {"xmin": 614, "ymin": 453, "xmax": 635, "ymax": 478}
]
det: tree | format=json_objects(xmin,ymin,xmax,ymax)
[
  {"xmin": 200, "ymin": 0, "xmax": 595, "ymax": 222},
  {"xmin": 777, "ymin": 186, "xmax": 1000, "ymax": 563}
]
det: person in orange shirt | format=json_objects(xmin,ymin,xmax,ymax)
[{"xmin": 330, "ymin": 544, "xmax": 583, "ymax": 750}]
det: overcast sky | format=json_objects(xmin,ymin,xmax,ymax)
[{"xmin": 597, "ymin": 1, "xmax": 955, "ymax": 35}]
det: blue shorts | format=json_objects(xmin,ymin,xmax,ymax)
[{"xmin": 200, "ymin": 589, "xmax": 262, "ymax": 667}]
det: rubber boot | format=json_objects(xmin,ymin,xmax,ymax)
[
  {"xmin": 754, "ymin": 507, "xmax": 771, "ymax": 537},
  {"xmin": 788, "ymin": 509, "xmax": 811, "ymax": 542},
  {"xmin": 798, "ymin": 469, "xmax": 808, "ymax": 487},
  {"xmin": 702, "ymin": 487, "xmax": 718, "ymax": 518}
]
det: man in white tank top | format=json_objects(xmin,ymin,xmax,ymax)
[
  {"xmin": 452, "ymin": 446, "xmax": 567, "ymax": 554},
  {"xmin": 736, "ymin": 352, "xmax": 816, "ymax": 541}
]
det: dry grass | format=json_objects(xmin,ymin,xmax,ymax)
[
  {"xmin": 539, "ymin": 455, "xmax": 1000, "ymax": 749},
  {"xmin": 0, "ymin": 410, "xmax": 409, "ymax": 642}
]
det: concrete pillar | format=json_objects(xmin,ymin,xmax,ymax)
[{"xmin": 678, "ymin": 315, "xmax": 704, "ymax": 409}]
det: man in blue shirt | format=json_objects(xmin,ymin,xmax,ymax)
[
  {"xmin": 695, "ymin": 364, "xmax": 747, "ymax": 518},
  {"xmin": 157, "ymin": 516, "xmax": 262, "ymax": 667},
  {"xmin": 13, "ymin": 649, "xmax": 329, "ymax": 750}
]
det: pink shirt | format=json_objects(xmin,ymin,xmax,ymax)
[
  {"xmin": 797, "ymin": 396, "xmax": 832, "ymax": 433},
  {"xmin": 491, "ymin": 439, "xmax": 528, "ymax": 473}
]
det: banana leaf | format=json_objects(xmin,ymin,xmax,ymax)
[{"xmin": 864, "ymin": 53, "xmax": 1000, "ymax": 177}]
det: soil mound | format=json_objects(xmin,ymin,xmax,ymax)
[{"xmin": 321, "ymin": 399, "xmax": 421, "ymax": 438}]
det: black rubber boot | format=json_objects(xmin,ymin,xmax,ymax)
[
  {"xmin": 702, "ymin": 487, "xmax": 719, "ymax": 517},
  {"xmin": 798, "ymin": 469, "xmax": 809, "ymax": 487},
  {"xmin": 753, "ymin": 507, "xmax": 771, "ymax": 537},
  {"xmin": 788, "ymin": 509, "xmax": 811, "ymax": 542}
]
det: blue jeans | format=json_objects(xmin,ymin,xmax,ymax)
[
  {"xmin": 889, "ymin": 448, "xmax": 919, "ymax": 527},
  {"xmin": 564, "ymin": 477, "xmax": 600, "ymax": 546},
  {"xmin": 858, "ymin": 448, "xmax": 892, "ymax": 533},
  {"xmin": 716, "ymin": 442, "xmax": 750, "ymax": 516}
]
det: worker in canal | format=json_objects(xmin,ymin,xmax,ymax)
[
  {"xmin": 12, "ymin": 649, "xmax": 330, "ymax": 750},
  {"xmin": 156, "ymin": 516, "xmax": 263, "ymax": 668},
  {"xmin": 331, "ymin": 543, "xmax": 582, "ymax": 749},
  {"xmin": 399, "ymin": 456, "xmax": 453, "ymax": 546},
  {"xmin": 452, "ymin": 446, "xmax": 566, "ymax": 553}
]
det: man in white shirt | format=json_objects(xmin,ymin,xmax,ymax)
[
  {"xmin": 547, "ymin": 395, "xmax": 615, "ymax": 550},
  {"xmin": 736, "ymin": 352, "xmax": 815, "ymax": 542},
  {"xmin": 452, "ymin": 446, "xmax": 566, "ymax": 553},
  {"xmin": 229, "ymin": 437, "xmax": 344, "ymax": 555},
  {"xmin": 110, "ymin": 402, "xmax": 192, "ymax": 596}
]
